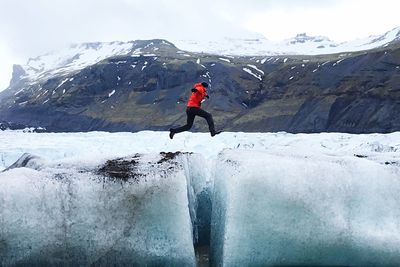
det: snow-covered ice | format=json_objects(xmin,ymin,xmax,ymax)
[
  {"xmin": 1, "ymin": 130, "xmax": 400, "ymax": 266},
  {"xmin": 0, "ymin": 151, "xmax": 197, "ymax": 266},
  {"xmin": 0, "ymin": 131, "xmax": 399, "ymax": 173},
  {"xmin": 211, "ymin": 149, "xmax": 400, "ymax": 266}
]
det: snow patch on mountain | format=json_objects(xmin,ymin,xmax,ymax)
[
  {"xmin": 173, "ymin": 27, "xmax": 400, "ymax": 56},
  {"xmin": 23, "ymin": 41, "xmax": 135, "ymax": 82}
]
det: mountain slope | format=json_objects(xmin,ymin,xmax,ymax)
[{"xmin": 1, "ymin": 38, "xmax": 400, "ymax": 133}]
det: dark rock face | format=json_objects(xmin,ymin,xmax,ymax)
[{"xmin": 1, "ymin": 39, "xmax": 400, "ymax": 133}]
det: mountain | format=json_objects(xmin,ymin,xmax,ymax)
[
  {"xmin": 0, "ymin": 29, "xmax": 400, "ymax": 133},
  {"xmin": 174, "ymin": 27, "xmax": 400, "ymax": 56}
]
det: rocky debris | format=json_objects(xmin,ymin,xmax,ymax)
[
  {"xmin": 0, "ymin": 121, "xmax": 27, "ymax": 131},
  {"xmin": 0, "ymin": 121, "xmax": 47, "ymax": 132},
  {"xmin": 97, "ymin": 152, "xmax": 187, "ymax": 181},
  {"xmin": 158, "ymin": 151, "xmax": 183, "ymax": 164},
  {"xmin": 97, "ymin": 154, "xmax": 141, "ymax": 181},
  {"xmin": 354, "ymin": 154, "xmax": 368, "ymax": 158}
]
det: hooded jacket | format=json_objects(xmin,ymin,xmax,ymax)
[{"xmin": 187, "ymin": 83, "xmax": 208, "ymax": 108}]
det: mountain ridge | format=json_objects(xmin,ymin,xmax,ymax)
[
  {"xmin": 4, "ymin": 26, "xmax": 399, "ymax": 92},
  {"xmin": 1, "ymin": 29, "xmax": 400, "ymax": 133}
]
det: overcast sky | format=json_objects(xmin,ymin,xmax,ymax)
[{"xmin": 1, "ymin": 0, "xmax": 399, "ymax": 91}]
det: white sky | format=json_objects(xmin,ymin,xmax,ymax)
[{"xmin": 0, "ymin": 0, "xmax": 399, "ymax": 92}]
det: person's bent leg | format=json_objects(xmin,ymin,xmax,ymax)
[
  {"xmin": 170, "ymin": 108, "xmax": 196, "ymax": 138},
  {"xmin": 195, "ymin": 108, "xmax": 216, "ymax": 134}
]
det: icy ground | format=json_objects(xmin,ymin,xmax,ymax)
[
  {"xmin": 1, "ymin": 131, "xmax": 400, "ymax": 266},
  {"xmin": 1, "ymin": 130, "xmax": 400, "ymax": 171}
]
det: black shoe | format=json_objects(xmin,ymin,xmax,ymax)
[
  {"xmin": 169, "ymin": 129, "xmax": 175, "ymax": 139},
  {"xmin": 211, "ymin": 130, "xmax": 222, "ymax": 137}
]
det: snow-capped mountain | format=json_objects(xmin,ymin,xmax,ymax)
[
  {"xmin": 18, "ymin": 40, "xmax": 175, "ymax": 85},
  {"xmin": 1, "ymin": 26, "xmax": 400, "ymax": 134},
  {"xmin": 174, "ymin": 26, "xmax": 400, "ymax": 56},
  {"xmin": 13, "ymin": 27, "xmax": 400, "ymax": 85}
]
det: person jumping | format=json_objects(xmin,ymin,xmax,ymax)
[{"xmin": 169, "ymin": 82, "xmax": 222, "ymax": 139}]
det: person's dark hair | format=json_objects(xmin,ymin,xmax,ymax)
[{"xmin": 201, "ymin": 82, "xmax": 209, "ymax": 88}]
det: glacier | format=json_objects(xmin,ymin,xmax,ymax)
[
  {"xmin": 1, "ymin": 130, "xmax": 400, "ymax": 266},
  {"xmin": 0, "ymin": 152, "xmax": 197, "ymax": 266},
  {"xmin": 212, "ymin": 149, "xmax": 400, "ymax": 266}
]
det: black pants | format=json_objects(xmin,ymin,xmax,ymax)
[{"xmin": 172, "ymin": 107, "xmax": 215, "ymax": 134}]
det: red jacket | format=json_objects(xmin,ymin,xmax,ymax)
[{"xmin": 187, "ymin": 83, "xmax": 208, "ymax": 108}]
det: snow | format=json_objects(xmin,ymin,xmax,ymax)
[
  {"xmin": 143, "ymin": 42, "xmax": 154, "ymax": 49},
  {"xmin": 55, "ymin": 78, "xmax": 69, "ymax": 90},
  {"xmin": 108, "ymin": 90, "xmax": 116, "ymax": 97},
  {"xmin": 141, "ymin": 61, "xmax": 148, "ymax": 71},
  {"xmin": 0, "ymin": 131, "xmax": 399, "ymax": 175},
  {"xmin": 14, "ymin": 88, "xmax": 25, "ymax": 95},
  {"xmin": 23, "ymin": 41, "xmax": 135, "ymax": 83},
  {"xmin": 246, "ymin": 64, "xmax": 264, "ymax": 75},
  {"xmin": 243, "ymin": 68, "xmax": 262, "ymax": 80},
  {"xmin": 218, "ymin": 57, "xmax": 231, "ymax": 63},
  {"xmin": 336, "ymin": 59, "xmax": 345, "ymax": 64},
  {"xmin": 172, "ymin": 27, "xmax": 400, "ymax": 56}
]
